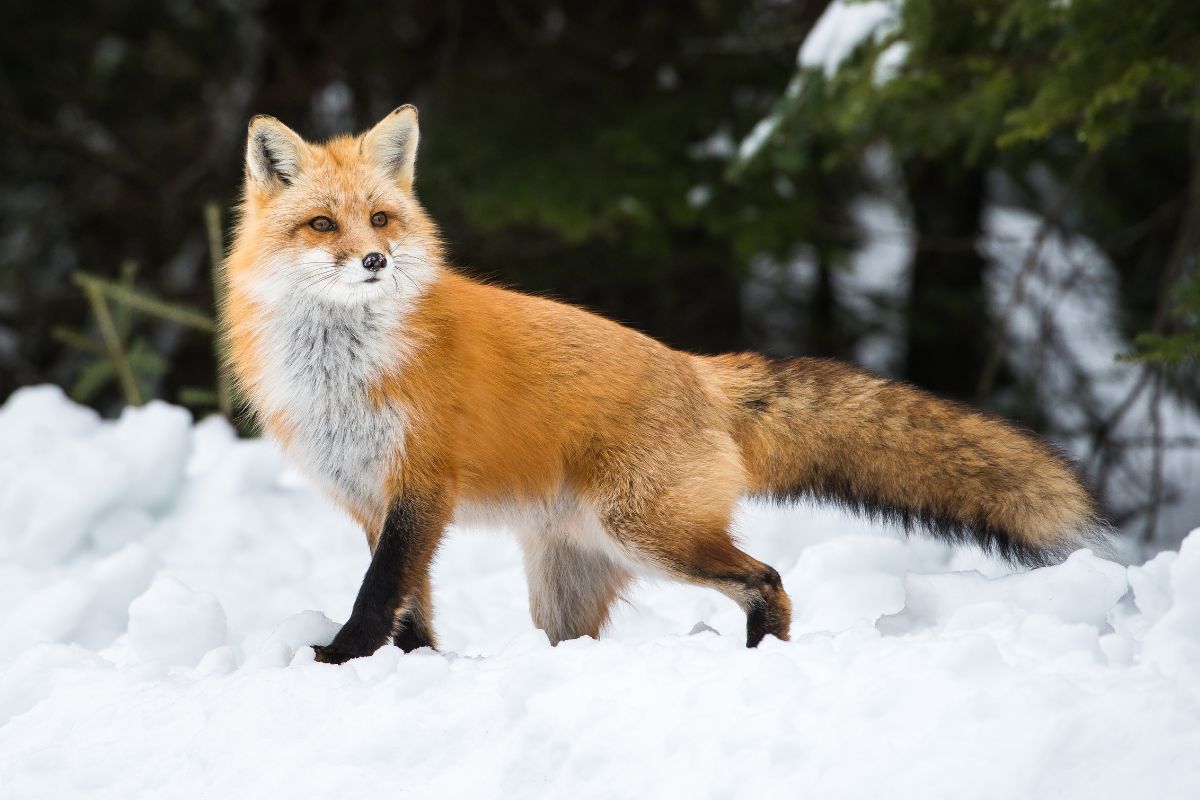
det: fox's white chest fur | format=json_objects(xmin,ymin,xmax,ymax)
[{"xmin": 252, "ymin": 296, "xmax": 410, "ymax": 522}]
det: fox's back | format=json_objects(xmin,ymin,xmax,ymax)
[{"xmin": 407, "ymin": 275, "xmax": 718, "ymax": 503}]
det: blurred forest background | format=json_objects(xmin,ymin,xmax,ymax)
[{"xmin": 1, "ymin": 0, "xmax": 1198, "ymax": 552}]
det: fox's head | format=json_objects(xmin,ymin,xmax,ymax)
[{"xmin": 230, "ymin": 106, "xmax": 441, "ymax": 307}]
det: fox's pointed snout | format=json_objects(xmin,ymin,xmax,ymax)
[{"xmin": 362, "ymin": 252, "xmax": 387, "ymax": 272}]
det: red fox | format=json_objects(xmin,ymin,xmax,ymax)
[{"xmin": 224, "ymin": 106, "xmax": 1112, "ymax": 663}]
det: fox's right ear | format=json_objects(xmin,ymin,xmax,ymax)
[{"xmin": 245, "ymin": 115, "xmax": 307, "ymax": 191}]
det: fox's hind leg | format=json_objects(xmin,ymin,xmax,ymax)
[
  {"xmin": 519, "ymin": 533, "xmax": 632, "ymax": 645},
  {"xmin": 584, "ymin": 433, "xmax": 792, "ymax": 647},
  {"xmin": 606, "ymin": 513, "xmax": 791, "ymax": 646}
]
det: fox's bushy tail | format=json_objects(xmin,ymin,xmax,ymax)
[{"xmin": 706, "ymin": 354, "xmax": 1112, "ymax": 566}]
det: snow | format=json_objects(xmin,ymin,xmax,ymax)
[
  {"xmin": 2, "ymin": 386, "xmax": 1200, "ymax": 798},
  {"xmin": 688, "ymin": 126, "xmax": 737, "ymax": 160},
  {"xmin": 799, "ymin": 0, "xmax": 900, "ymax": 76},
  {"xmin": 737, "ymin": 113, "xmax": 782, "ymax": 163},
  {"xmin": 125, "ymin": 577, "xmax": 228, "ymax": 668},
  {"xmin": 873, "ymin": 40, "xmax": 910, "ymax": 83}
]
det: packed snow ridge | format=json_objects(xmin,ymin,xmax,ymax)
[{"xmin": 1, "ymin": 386, "xmax": 1198, "ymax": 799}]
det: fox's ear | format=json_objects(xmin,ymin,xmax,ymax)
[
  {"xmin": 245, "ymin": 115, "xmax": 307, "ymax": 191},
  {"xmin": 361, "ymin": 105, "xmax": 420, "ymax": 188}
]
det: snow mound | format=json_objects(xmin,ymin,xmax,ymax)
[{"xmin": 1, "ymin": 386, "xmax": 1199, "ymax": 798}]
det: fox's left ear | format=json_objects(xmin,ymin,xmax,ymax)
[{"xmin": 361, "ymin": 105, "xmax": 420, "ymax": 189}]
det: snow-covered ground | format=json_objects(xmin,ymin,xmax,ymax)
[{"xmin": 1, "ymin": 387, "xmax": 1199, "ymax": 799}]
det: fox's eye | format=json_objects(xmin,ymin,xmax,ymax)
[
  {"xmin": 309, "ymin": 216, "xmax": 336, "ymax": 232},
  {"xmin": 371, "ymin": 211, "xmax": 388, "ymax": 228}
]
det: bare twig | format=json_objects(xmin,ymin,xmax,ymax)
[
  {"xmin": 50, "ymin": 326, "xmax": 106, "ymax": 356},
  {"xmin": 82, "ymin": 282, "xmax": 142, "ymax": 406},
  {"xmin": 205, "ymin": 203, "xmax": 234, "ymax": 419},
  {"xmin": 977, "ymin": 150, "xmax": 1100, "ymax": 397},
  {"xmin": 1143, "ymin": 371, "xmax": 1166, "ymax": 544},
  {"xmin": 71, "ymin": 273, "xmax": 215, "ymax": 332}
]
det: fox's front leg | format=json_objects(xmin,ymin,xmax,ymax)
[{"xmin": 314, "ymin": 487, "xmax": 448, "ymax": 664}]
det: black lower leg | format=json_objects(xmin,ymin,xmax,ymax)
[
  {"xmin": 392, "ymin": 609, "xmax": 435, "ymax": 652},
  {"xmin": 392, "ymin": 578, "xmax": 436, "ymax": 652},
  {"xmin": 314, "ymin": 491, "xmax": 443, "ymax": 664}
]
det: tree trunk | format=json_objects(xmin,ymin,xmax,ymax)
[{"xmin": 901, "ymin": 158, "xmax": 991, "ymax": 401}]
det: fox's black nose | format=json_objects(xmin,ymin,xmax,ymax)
[{"xmin": 362, "ymin": 252, "xmax": 387, "ymax": 272}]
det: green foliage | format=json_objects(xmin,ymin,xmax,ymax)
[
  {"xmin": 55, "ymin": 260, "xmax": 217, "ymax": 411},
  {"xmin": 53, "ymin": 262, "xmax": 167, "ymax": 406},
  {"xmin": 70, "ymin": 338, "xmax": 168, "ymax": 405},
  {"xmin": 1000, "ymin": 0, "xmax": 1200, "ymax": 149},
  {"xmin": 1124, "ymin": 271, "xmax": 1200, "ymax": 364},
  {"xmin": 755, "ymin": 0, "xmax": 1199, "ymax": 166}
]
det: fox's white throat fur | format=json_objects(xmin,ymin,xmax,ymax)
[{"xmin": 240, "ymin": 260, "xmax": 434, "ymax": 525}]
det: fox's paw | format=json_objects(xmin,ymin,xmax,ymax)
[
  {"xmin": 312, "ymin": 641, "xmax": 366, "ymax": 665},
  {"xmin": 312, "ymin": 620, "xmax": 387, "ymax": 664}
]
